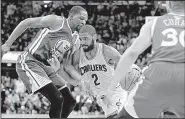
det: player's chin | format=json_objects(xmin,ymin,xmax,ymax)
[
  {"xmin": 82, "ymin": 45, "xmax": 88, "ymax": 49},
  {"xmin": 83, "ymin": 48, "xmax": 90, "ymax": 52},
  {"xmin": 77, "ymin": 25, "xmax": 84, "ymax": 31},
  {"xmin": 83, "ymin": 48, "xmax": 87, "ymax": 50}
]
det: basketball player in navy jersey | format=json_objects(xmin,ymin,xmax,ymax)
[
  {"xmin": 48, "ymin": 25, "xmax": 142, "ymax": 118},
  {"xmin": 1, "ymin": 6, "xmax": 88, "ymax": 118},
  {"xmin": 105, "ymin": 1, "xmax": 184, "ymax": 118}
]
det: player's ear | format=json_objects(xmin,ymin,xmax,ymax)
[
  {"xmin": 69, "ymin": 15, "xmax": 74, "ymax": 21},
  {"xmin": 93, "ymin": 34, "xmax": 97, "ymax": 40}
]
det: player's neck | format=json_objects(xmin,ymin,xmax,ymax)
[
  {"xmin": 84, "ymin": 44, "xmax": 98, "ymax": 60},
  {"xmin": 67, "ymin": 19, "xmax": 75, "ymax": 33}
]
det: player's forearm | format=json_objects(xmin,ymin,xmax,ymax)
[
  {"xmin": 5, "ymin": 19, "xmax": 30, "ymax": 47},
  {"xmin": 58, "ymin": 68, "xmax": 80, "ymax": 86},
  {"xmin": 61, "ymin": 74, "xmax": 80, "ymax": 86},
  {"xmin": 64, "ymin": 65, "xmax": 82, "ymax": 82},
  {"xmin": 108, "ymin": 48, "xmax": 139, "ymax": 91}
]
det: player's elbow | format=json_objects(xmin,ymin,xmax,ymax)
[{"xmin": 20, "ymin": 18, "xmax": 32, "ymax": 28}]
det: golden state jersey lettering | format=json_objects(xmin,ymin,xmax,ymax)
[
  {"xmin": 80, "ymin": 64, "xmax": 107, "ymax": 75},
  {"xmin": 50, "ymin": 38, "xmax": 71, "ymax": 57},
  {"xmin": 161, "ymin": 28, "xmax": 184, "ymax": 47},
  {"xmin": 150, "ymin": 13, "xmax": 185, "ymax": 63}
]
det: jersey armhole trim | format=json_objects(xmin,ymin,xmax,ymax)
[
  {"xmin": 49, "ymin": 16, "xmax": 65, "ymax": 33},
  {"xmin": 76, "ymin": 50, "xmax": 81, "ymax": 72},
  {"xmin": 102, "ymin": 44, "xmax": 115, "ymax": 67},
  {"xmin": 78, "ymin": 48, "xmax": 83, "ymax": 68},
  {"xmin": 151, "ymin": 17, "xmax": 159, "ymax": 38},
  {"xmin": 72, "ymin": 31, "xmax": 79, "ymax": 45}
]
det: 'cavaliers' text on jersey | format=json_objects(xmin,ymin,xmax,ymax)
[{"xmin": 79, "ymin": 44, "xmax": 115, "ymax": 97}]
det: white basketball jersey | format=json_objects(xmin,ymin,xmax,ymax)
[{"xmin": 79, "ymin": 43, "xmax": 115, "ymax": 97}]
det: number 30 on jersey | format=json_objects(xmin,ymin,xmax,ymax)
[{"xmin": 161, "ymin": 28, "xmax": 184, "ymax": 47}]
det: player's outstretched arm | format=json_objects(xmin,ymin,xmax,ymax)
[
  {"xmin": 103, "ymin": 44, "xmax": 142, "ymax": 92},
  {"xmin": 108, "ymin": 20, "xmax": 153, "ymax": 91},
  {"xmin": 2, "ymin": 15, "xmax": 63, "ymax": 49}
]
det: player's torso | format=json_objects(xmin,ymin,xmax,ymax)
[
  {"xmin": 79, "ymin": 43, "xmax": 115, "ymax": 96},
  {"xmin": 26, "ymin": 17, "xmax": 78, "ymax": 65},
  {"xmin": 150, "ymin": 13, "xmax": 185, "ymax": 63}
]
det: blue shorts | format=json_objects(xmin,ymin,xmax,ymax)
[
  {"xmin": 16, "ymin": 51, "xmax": 66, "ymax": 94},
  {"xmin": 125, "ymin": 62, "xmax": 184, "ymax": 118}
]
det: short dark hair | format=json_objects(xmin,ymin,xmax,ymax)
[
  {"xmin": 69, "ymin": 6, "xmax": 87, "ymax": 17},
  {"xmin": 79, "ymin": 25, "xmax": 96, "ymax": 36}
]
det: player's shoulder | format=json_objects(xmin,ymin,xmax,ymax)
[
  {"xmin": 42, "ymin": 15, "xmax": 65, "ymax": 31},
  {"xmin": 140, "ymin": 17, "xmax": 157, "ymax": 35},
  {"xmin": 102, "ymin": 43, "xmax": 120, "ymax": 60},
  {"xmin": 43, "ymin": 14, "xmax": 64, "ymax": 23},
  {"xmin": 147, "ymin": 14, "xmax": 171, "ymax": 26},
  {"xmin": 103, "ymin": 44, "xmax": 118, "ymax": 55}
]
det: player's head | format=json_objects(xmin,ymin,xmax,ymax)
[
  {"xmin": 68, "ymin": 6, "xmax": 88, "ymax": 32},
  {"xmin": 166, "ymin": 1, "xmax": 185, "ymax": 13},
  {"xmin": 79, "ymin": 25, "xmax": 97, "ymax": 52}
]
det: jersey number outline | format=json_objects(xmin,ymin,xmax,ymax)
[
  {"xmin": 92, "ymin": 74, "xmax": 100, "ymax": 86},
  {"xmin": 161, "ymin": 28, "xmax": 184, "ymax": 47}
]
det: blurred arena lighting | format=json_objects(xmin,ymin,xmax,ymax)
[
  {"xmin": 2, "ymin": 51, "xmax": 22, "ymax": 63},
  {"xmin": 43, "ymin": 1, "xmax": 52, "ymax": 8},
  {"xmin": 43, "ymin": 1, "xmax": 52, "ymax": 4},
  {"xmin": 44, "ymin": 4, "xmax": 48, "ymax": 8},
  {"xmin": 7, "ymin": 63, "xmax": 12, "ymax": 67}
]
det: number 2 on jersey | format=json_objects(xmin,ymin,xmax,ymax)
[
  {"xmin": 161, "ymin": 28, "xmax": 184, "ymax": 47},
  {"xmin": 92, "ymin": 74, "xmax": 100, "ymax": 86}
]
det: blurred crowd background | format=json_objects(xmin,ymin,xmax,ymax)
[{"xmin": 1, "ymin": 0, "xmax": 166, "ymax": 115}]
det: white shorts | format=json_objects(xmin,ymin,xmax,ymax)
[{"xmin": 97, "ymin": 85, "xmax": 128, "ymax": 117}]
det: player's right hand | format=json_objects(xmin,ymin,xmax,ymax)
[
  {"xmin": 47, "ymin": 55, "xmax": 60, "ymax": 72},
  {"xmin": 1, "ymin": 43, "xmax": 10, "ymax": 59},
  {"xmin": 80, "ymin": 80, "xmax": 91, "ymax": 96}
]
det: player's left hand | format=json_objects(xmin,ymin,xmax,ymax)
[
  {"xmin": 120, "ymin": 64, "xmax": 143, "ymax": 92},
  {"xmin": 47, "ymin": 55, "xmax": 60, "ymax": 72}
]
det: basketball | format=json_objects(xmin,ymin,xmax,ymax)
[
  {"xmin": 120, "ymin": 64, "xmax": 142, "ymax": 91},
  {"xmin": 54, "ymin": 39, "xmax": 71, "ymax": 56}
]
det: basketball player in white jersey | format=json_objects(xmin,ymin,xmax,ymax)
[
  {"xmin": 104, "ymin": 1, "xmax": 185, "ymax": 118},
  {"xmin": 48, "ymin": 25, "xmax": 142, "ymax": 118}
]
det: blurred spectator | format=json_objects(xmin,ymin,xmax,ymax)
[
  {"xmin": 32, "ymin": 2, "xmax": 42, "ymax": 16},
  {"xmin": 7, "ymin": 3, "xmax": 17, "ymax": 16}
]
